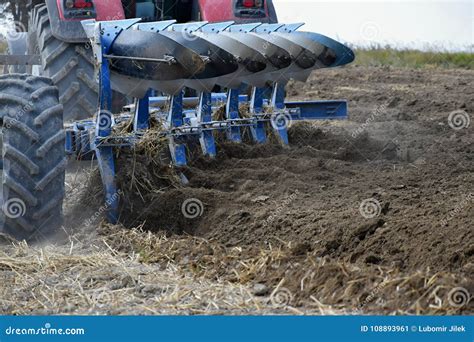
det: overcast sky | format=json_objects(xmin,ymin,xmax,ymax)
[
  {"xmin": 0, "ymin": 1, "xmax": 471, "ymax": 52},
  {"xmin": 273, "ymin": 0, "xmax": 473, "ymax": 51}
]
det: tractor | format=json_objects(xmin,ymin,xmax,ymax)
[
  {"xmin": 22, "ymin": 0, "xmax": 278, "ymax": 121},
  {"xmin": 0, "ymin": 0, "xmax": 354, "ymax": 241}
]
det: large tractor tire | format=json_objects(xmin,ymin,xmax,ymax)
[
  {"xmin": 267, "ymin": 0, "xmax": 278, "ymax": 23},
  {"xmin": 0, "ymin": 74, "xmax": 65, "ymax": 242},
  {"xmin": 28, "ymin": 4, "xmax": 98, "ymax": 121}
]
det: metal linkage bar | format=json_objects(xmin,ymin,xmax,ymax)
[
  {"xmin": 286, "ymin": 100, "xmax": 348, "ymax": 120},
  {"xmin": 197, "ymin": 92, "xmax": 217, "ymax": 157},
  {"xmin": 167, "ymin": 91, "xmax": 188, "ymax": 166},
  {"xmin": 270, "ymin": 82, "xmax": 290, "ymax": 146},
  {"xmin": 85, "ymin": 19, "xmax": 140, "ymax": 224},
  {"xmin": 103, "ymin": 54, "xmax": 177, "ymax": 64},
  {"xmin": 140, "ymin": 94, "xmax": 249, "ymax": 109},
  {"xmin": 0, "ymin": 55, "xmax": 41, "ymax": 65},
  {"xmin": 134, "ymin": 89, "xmax": 151, "ymax": 131},
  {"xmin": 225, "ymin": 88, "xmax": 243, "ymax": 143},
  {"xmin": 74, "ymin": 18, "xmax": 353, "ymax": 226},
  {"xmin": 249, "ymin": 87, "xmax": 267, "ymax": 144}
]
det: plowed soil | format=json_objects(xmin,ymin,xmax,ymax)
[
  {"xmin": 119, "ymin": 66, "xmax": 473, "ymax": 275},
  {"xmin": 106, "ymin": 65, "xmax": 473, "ymax": 314},
  {"xmin": 2, "ymin": 65, "xmax": 472, "ymax": 315}
]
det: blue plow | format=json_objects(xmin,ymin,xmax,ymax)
[{"xmin": 65, "ymin": 18, "xmax": 355, "ymax": 223}]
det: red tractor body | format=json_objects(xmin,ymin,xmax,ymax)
[
  {"xmin": 54, "ymin": 0, "xmax": 277, "ymax": 23},
  {"xmin": 46, "ymin": 0, "xmax": 277, "ymax": 42},
  {"xmin": 56, "ymin": 0, "xmax": 125, "ymax": 21},
  {"xmin": 191, "ymin": 0, "xmax": 275, "ymax": 23}
]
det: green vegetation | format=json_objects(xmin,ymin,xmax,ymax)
[
  {"xmin": 0, "ymin": 39, "xmax": 6, "ymax": 54},
  {"xmin": 0, "ymin": 38, "xmax": 472, "ymax": 69},
  {"xmin": 354, "ymin": 46, "xmax": 474, "ymax": 69}
]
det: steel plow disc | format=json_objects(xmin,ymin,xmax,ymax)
[
  {"xmin": 93, "ymin": 19, "xmax": 354, "ymax": 94},
  {"xmin": 109, "ymin": 30, "xmax": 206, "ymax": 81}
]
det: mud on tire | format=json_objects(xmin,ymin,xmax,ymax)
[
  {"xmin": 28, "ymin": 4, "xmax": 98, "ymax": 121},
  {"xmin": 0, "ymin": 74, "xmax": 65, "ymax": 241}
]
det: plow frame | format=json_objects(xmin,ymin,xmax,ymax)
[{"xmin": 62, "ymin": 19, "xmax": 349, "ymax": 223}]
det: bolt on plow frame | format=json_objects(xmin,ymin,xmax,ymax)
[{"xmin": 0, "ymin": 16, "xmax": 354, "ymax": 241}]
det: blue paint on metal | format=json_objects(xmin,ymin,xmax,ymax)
[
  {"xmin": 271, "ymin": 83, "xmax": 289, "ymax": 146},
  {"xmin": 170, "ymin": 22, "xmax": 209, "ymax": 32},
  {"xmin": 271, "ymin": 83, "xmax": 286, "ymax": 110},
  {"xmin": 99, "ymin": 18, "xmax": 142, "ymax": 44},
  {"xmin": 95, "ymin": 146, "xmax": 119, "ymax": 223},
  {"xmin": 148, "ymin": 94, "xmax": 248, "ymax": 107},
  {"xmin": 301, "ymin": 32, "xmax": 355, "ymax": 67},
  {"xmin": 197, "ymin": 92, "xmax": 217, "ymax": 157},
  {"xmin": 168, "ymin": 91, "xmax": 187, "ymax": 166},
  {"xmin": 94, "ymin": 22, "xmax": 123, "ymax": 224},
  {"xmin": 250, "ymin": 87, "xmax": 267, "ymax": 144},
  {"xmin": 225, "ymin": 88, "xmax": 242, "ymax": 143},
  {"xmin": 254, "ymin": 23, "xmax": 284, "ymax": 33},
  {"xmin": 79, "ymin": 127, "xmax": 93, "ymax": 157},
  {"xmin": 65, "ymin": 130, "xmax": 74, "ymax": 155},
  {"xmin": 65, "ymin": 133, "xmax": 74, "ymax": 155},
  {"xmin": 200, "ymin": 22, "xmax": 234, "ymax": 33},
  {"xmin": 68, "ymin": 19, "xmax": 354, "ymax": 225},
  {"xmin": 226, "ymin": 23, "xmax": 262, "ymax": 33},
  {"xmin": 134, "ymin": 89, "xmax": 151, "ymax": 131},
  {"xmin": 276, "ymin": 23, "xmax": 305, "ymax": 33},
  {"xmin": 286, "ymin": 100, "xmax": 348, "ymax": 120},
  {"xmin": 135, "ymin": 20, "xmax": 176, "ymax": 32}
]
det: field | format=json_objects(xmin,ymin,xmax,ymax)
[
  {"xmin": 354, "ymin": 46, "xmax": 474, "ymax": 69},
  {"xmin": 0, "ymin": 54, "xmax": 473, "ymax": 314}
]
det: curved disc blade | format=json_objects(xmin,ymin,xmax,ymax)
[
  {"xmin": 296, "ymin": 32, "xmax": 355, "ymax": 67},
  {"xmin": 275, "ymin": 31, "xmax": 354, "ymax": 67},
  {"xmin": 110, "ymin": 30, "xmax": 205, "ymax": 81},
  {"xmin": 254, "ymin": 32, "xmax": 317, "ymax": 69},
  {"xmin": 222, "ymin": 31, "xmax": 292, "ymax": 70},
  {"xmin": 158, "ymin": 31, "xmax": 239, "ymax": 79},
  {"xmin": 195, "ymin": 31, "xmax": 268, "ymax": 73}
]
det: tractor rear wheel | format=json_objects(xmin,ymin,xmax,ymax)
[
  {"xmin": 28, "ymin": 4, "xmax": 98, "ymax": 121},
  {"xmin": 0, "ymin": 74, "xmax": 66, "ymax": 242},
  {"xmin": 267, "ymin": 0, "xmax": 278, "ymax": 23}
]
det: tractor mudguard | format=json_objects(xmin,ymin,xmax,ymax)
[
  {"xmin": 199, "ymin": 0, "xmax": 278, "ymax": 23},
  {"xmin": 45, "ymin": 0, "xmax": 125, "ymax": 43}
]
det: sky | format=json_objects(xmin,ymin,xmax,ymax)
[
  {"xmin": 273, "ymin": 0, "xmax": 473, "ymax": 51},
  {"xmin": 0, "ymin": 1, "xmax": 472, "ymax": 52}
]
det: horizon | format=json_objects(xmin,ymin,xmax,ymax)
[
  {"xmin": 0, "ymin": 1, "xmax": 472, "ymax": 52},
  {"xmin": 273, "ymin": 0, "xmax": 473, "ymax": 52}
]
